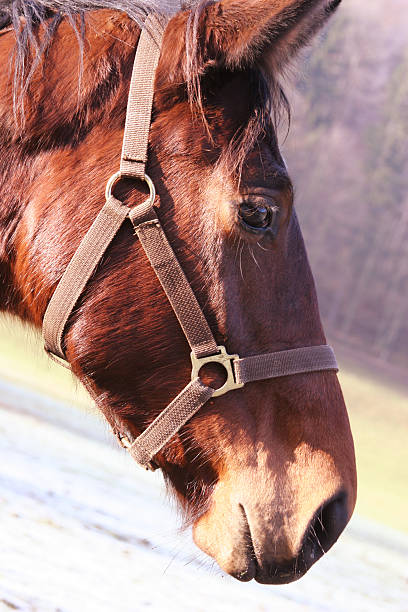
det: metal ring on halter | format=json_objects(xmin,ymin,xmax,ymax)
[
  {"xmin": 105, "ymin": 171, "xmax": 156, "ymax": 205},
  {"xmin": 190, "ymin": 345, "xmax": 244, "ymax": 398}
]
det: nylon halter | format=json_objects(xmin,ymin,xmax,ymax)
[{"xmin": 42, "ymin": 14, "xmax": 338, "ymax": 471}]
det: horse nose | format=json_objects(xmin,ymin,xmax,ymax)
[
  {"xmin": 301, "ymin": 491, "xmax": 349, "ymax": 568},
  {"xmin": 247, "ymin": 492, "xmax": 349, "ymax": 584},
  {"xmin": 192, "ymin": 424, "xmax": 356, "ymax": 584}
]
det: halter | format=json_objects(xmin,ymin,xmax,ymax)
[{"xmin": 42, "ymin": 14, "xmax": 338, "ymax": 471}]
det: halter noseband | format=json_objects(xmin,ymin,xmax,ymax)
[{"xmin": 42, "ymin": 14, "xmax": 338, "ymax": 471}]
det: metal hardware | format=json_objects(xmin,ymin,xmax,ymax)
[
  {"xmin": 145, "ymin": 460, "xmax": 159, "ymax": 472},
  {"xmin": 117, "ymin": 434, "xmax": 132, "ymax": 449},
  {"xmin": 191, "ymin": 345, "xmax": 244, "ymax": 398},
  {"xmin": 105, "ymin": 171, "xmax": 156, "ymax": 206}
]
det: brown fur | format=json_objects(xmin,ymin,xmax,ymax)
[{"xmin": 0, "ymin": 0, "xmax": 356, "ymax": 584}]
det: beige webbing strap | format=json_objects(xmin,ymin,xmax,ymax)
[
  {"xmin": 128, "ymin": 378, "xmax": 214, "ymax": 467},
  {"xmin": 129, "ymin": 345, "xmax": 338, "ymax": 469},
  {"xmin": 120, "ymin": 15, "xmax": 218, "ymax": 357},
  {"xmin": 234, "ymin": 345, "xmax": 338, "ymax": 384},
  {"xmin": 120, "ymin": 13, "xmax": 165, "ymax": 179},
  {"xmin": 129, "ymin": 203, "xmax": 219, "ymax": 358},
  {"xmin": 42, "ymin": 196, "xmax": 129, "ymax": 359}
]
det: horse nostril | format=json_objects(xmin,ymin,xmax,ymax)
[{"xmin": 301, "ymin": 492, "xmax": 349, "ymax": 568}]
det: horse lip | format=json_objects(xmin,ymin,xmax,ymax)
[
  {"xmin": 233, "ymin": 560, "xmax": 257, "ymax": 582},
  {"xmin": 233, "ymin": 557, "xmax": 307, "ymax": 585},
  {"xmin": 254, "ymin": 563, "xmax": 307, "ymax": 585},
  {"xmin": 235, "ymin": 503, "xmax": 309, "ymax": 585},
  {"xmin": 233, "ymin": 560, "xmax": 307, "ymax": 585}
]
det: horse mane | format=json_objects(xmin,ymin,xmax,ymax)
[
  {"xmin": 1, "ymin": 0, "xmax": 190, "ymax": 107},
  {"xmin": 0, "ymin": 0, "xmax": 186, "ymax": 26},
  {"xmin": 1, "ymin": 0, "xmax": 290, "ymax": 178}
]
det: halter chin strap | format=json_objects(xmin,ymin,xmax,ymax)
[{"xmin": 42, "ymin": 14, "xmax": 338, "ymax": 471}]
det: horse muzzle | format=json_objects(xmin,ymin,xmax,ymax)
[{"xmin": 192, "ymin": 445, "xmax": 355, "ymax": 584}]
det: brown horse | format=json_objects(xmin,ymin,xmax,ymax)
[{"xmin": 0, "ymin": 0, "xmax": 356, "ymax": 584}]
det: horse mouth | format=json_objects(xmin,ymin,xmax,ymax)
[
  {"xmin": 230, "ymin": 504, "xmax": 316, "ymax": 585},
  {"xmin": 194, "ymin": 491, "xmax": 350, "ymax": 584},
  {"xmin": 232, "ymin": 561, "xmax": 304, "ymax": 584},
  {"xmin": 234, "ymin": 556, "xmax": 311, "ymax": 585}
]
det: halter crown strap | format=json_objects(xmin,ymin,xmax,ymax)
[
  {"xmin": 120, "ymin": 13, "xmax": 164, "ymax": 179},
  {"xmin": 42, "ymin": 14, "xmax": 339, "ymax": 471}
]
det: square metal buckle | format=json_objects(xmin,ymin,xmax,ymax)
[{"xmin": 190, "ymin": 345, "xmax": 244, "ymax": 397}]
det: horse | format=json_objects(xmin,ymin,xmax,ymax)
[{"xmin": 0, "ymin": 0, "xmax": 356, "ymax": 584}]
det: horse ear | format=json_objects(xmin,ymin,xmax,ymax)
[{"xmin": 197, "ymin": 0, "xmax": 342, "ymax": 73}]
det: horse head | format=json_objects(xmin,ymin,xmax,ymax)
[{"xmin": 0, "ymin": 0, "xmax": 356, "ymax": 583}]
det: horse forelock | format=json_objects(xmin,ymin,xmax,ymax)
[{"xmin": 2, "ymin": 0, "xmax": 290, "ymax": 181}]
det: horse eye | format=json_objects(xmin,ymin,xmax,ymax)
[{"xmin": 238, "ymin": 202, "xmax": 280, "ymax": 234}]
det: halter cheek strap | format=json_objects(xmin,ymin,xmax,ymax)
[{"xmin": 42, "ymin": 14, "xmax": 338, "ymax": 471}]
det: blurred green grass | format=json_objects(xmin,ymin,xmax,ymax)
[
  {"xmin": 0, "ymin": 314, "xmax": 92, "ymax": 409},
  {"xmin": 337, "ymin": 367, "xmax": 408, "ymax": 533},
  {"xmin": 0, "ymin": 313, "xmax": 407, "ymax": 533}
]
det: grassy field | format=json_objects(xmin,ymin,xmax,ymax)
[
  {"xmin": 0, "ymin": 315, "xmax": 92, "ymax": 409},
  {"xmin": 0, "ymin": 313, "xmax": 407, "ymax": 533}
]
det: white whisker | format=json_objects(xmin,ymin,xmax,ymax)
[{"xmin": 249, "ymin": 245, "xmax": 262, "ymax": 271}]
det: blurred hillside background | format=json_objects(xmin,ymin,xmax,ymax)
[{"xmin": 284, "ymin": 0, "xmax": 408, "ymax": 372}]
